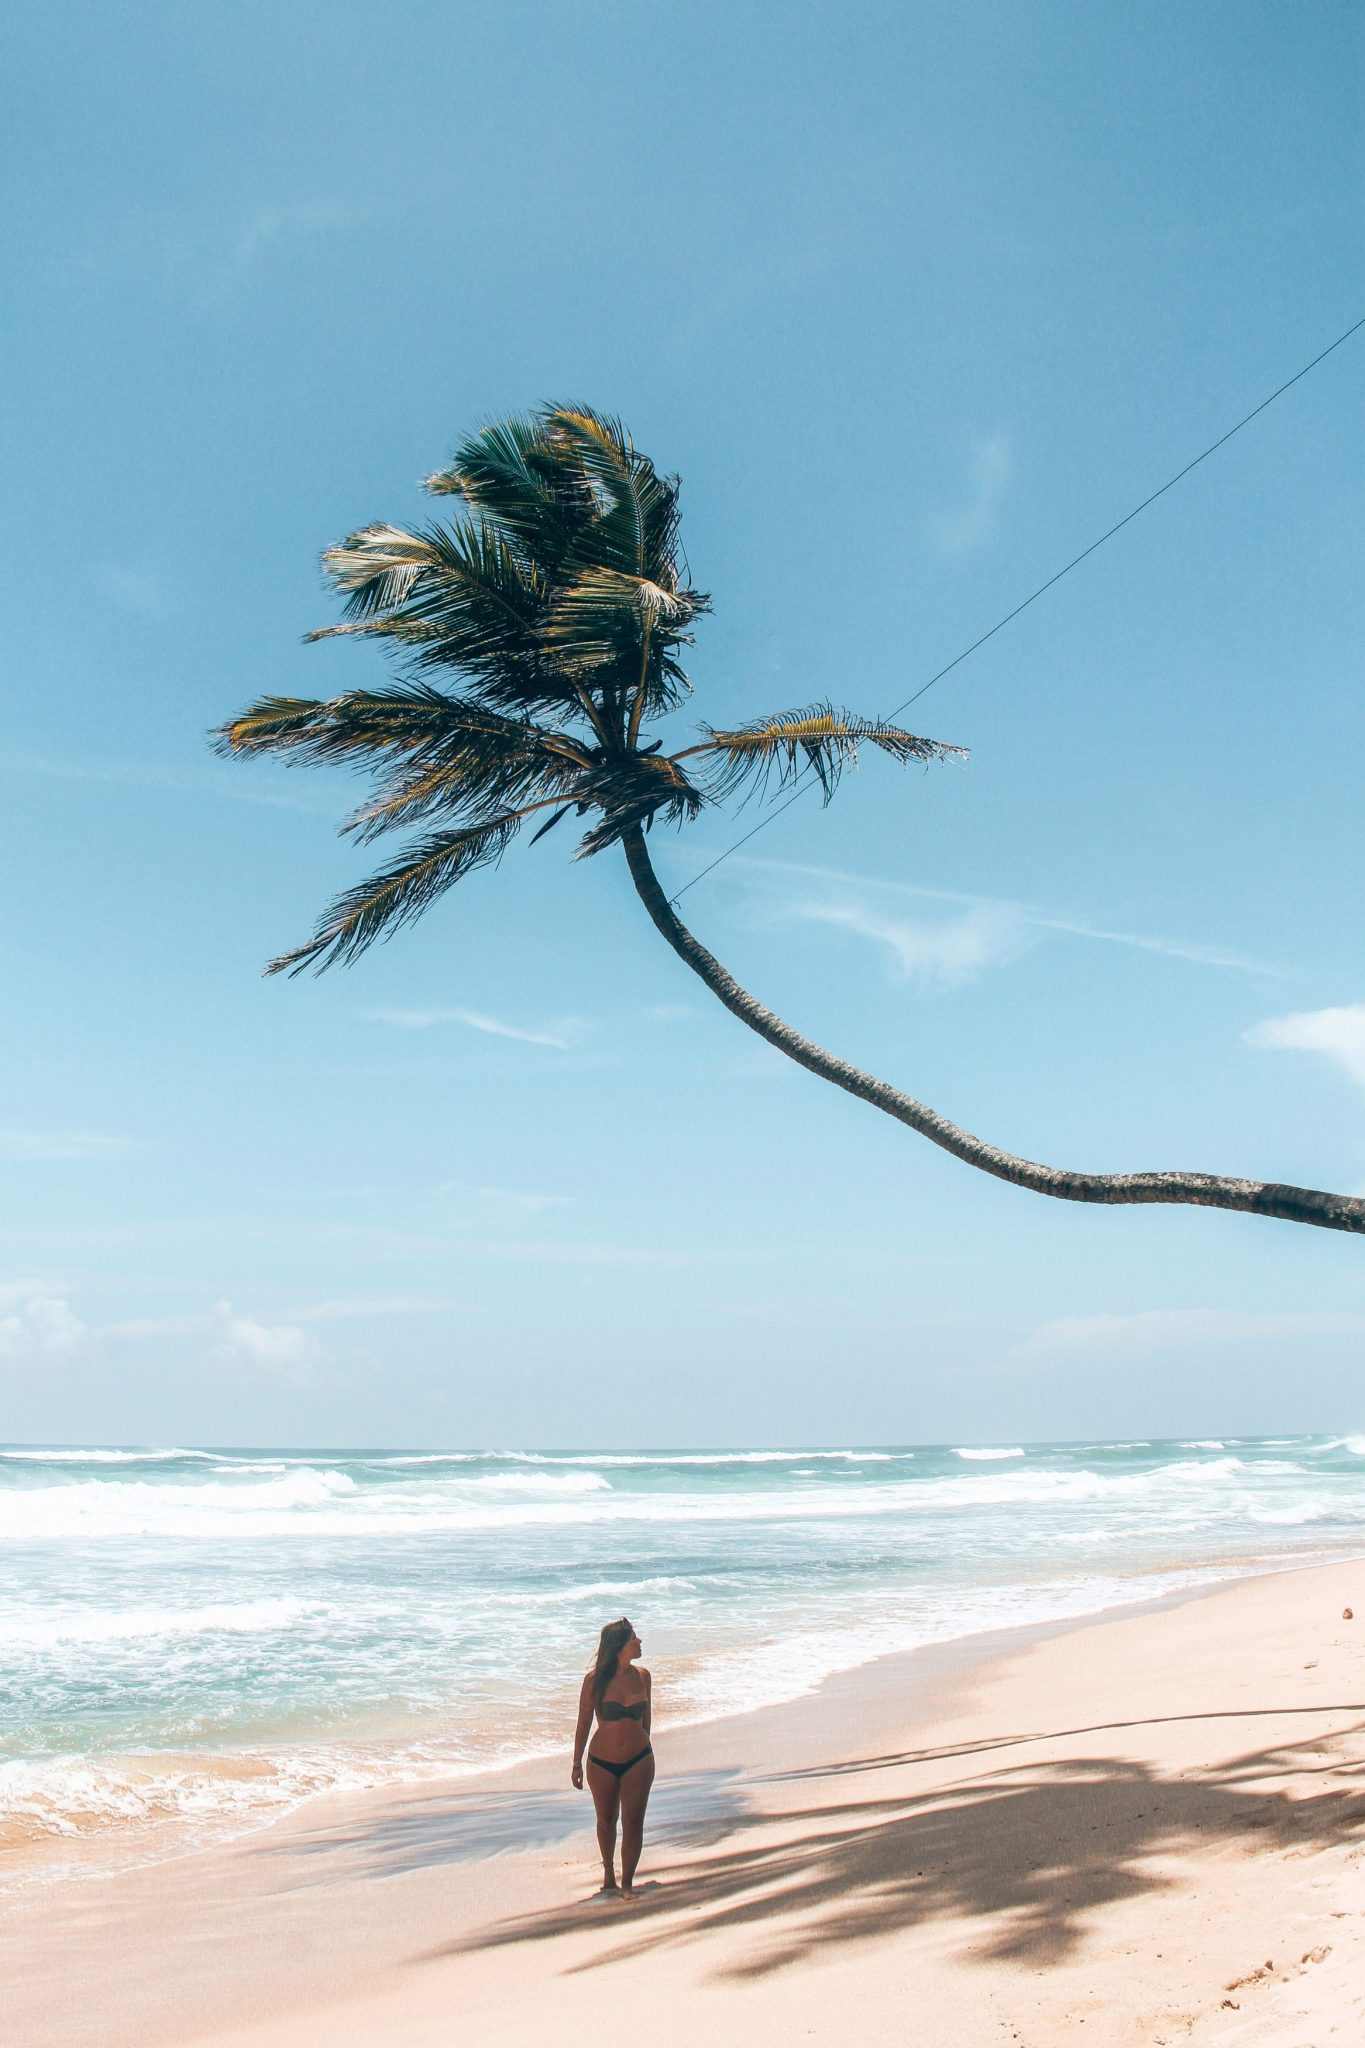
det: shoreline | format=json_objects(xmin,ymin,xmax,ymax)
[
  {"xmin": 6, "ymin": 1552, "xmax": 1365, "ymax": 2046},
  {"xmin": 0, "ymin": 1545, "xmax": 1348, "ymax": 1895},
  {"xmin": 9, "ymin": 1430, "xmax": 1364, "ymax": 1901},
  {"xmin": 0, "ymin": 1548, "xmax": 1303, "ymax": 1898}
]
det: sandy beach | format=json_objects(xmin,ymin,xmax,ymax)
[{"xmin": 4, "ymin": 1555, "xmax": 1363, "ymax": 2048}]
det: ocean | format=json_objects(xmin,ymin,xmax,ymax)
[{"xmin": 4, "ymin": 1434, "xmax": 1365, "ymax": 1878}]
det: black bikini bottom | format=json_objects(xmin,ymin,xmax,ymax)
[{"xmin": 587, "ymin": 1745, "xmax": 652, "ymax": 1782}]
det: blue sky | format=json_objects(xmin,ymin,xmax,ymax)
[{"xmin": 2, "ymin": 0, "xmax": 1362, "ymax": 1447}]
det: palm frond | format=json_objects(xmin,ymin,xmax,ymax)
[
  {"xmin": 266, "ymin": 813, "xmax": 526, "ymax": 976},
  {"xmin": 214, "ymin": 684, "xmax": 522, "ymax": 766},
  {"xmin": 540, "ymin": 565, "xmax": 700, "ymax": 682},
  {"xmin": 214, "ymin": 684, "xmax": 589, "ymax": 842},
  {"xmin": 422, "ymin": 414, "xmax": 588, "ymax": 567},
  {"xmin": 545, "ymin": 409, "xmax": 682, "ymax": 583},
  {"xmin": 683, "ymin": 704, "xmax": 968, "ymax": 804},
  {"xmin": 341, "ymin": 725, "xmax": 588, "ymax": 842},
  {"xmin": 306, "ymin": 521, "xmax": 577, "ymax": 712},
  {"xmin": 218, "ymin": 411, "xmax": 975, "ymax": 986},
  {"xmin": 573, "ymin": 750, "xmax": 707, "ymax": 857},
  {"xmin": 311, "ymin": 523, "xmax": 441, "ymax": 622}
]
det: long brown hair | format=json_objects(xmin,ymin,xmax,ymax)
[{"xmin": 592, "ymin": 1617, "xmax": 634, "ymax": 1704}]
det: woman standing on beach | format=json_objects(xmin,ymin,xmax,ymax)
[{"xmin": 571, "ymin": 1617, "xmax": 654, "ymax": 1897}]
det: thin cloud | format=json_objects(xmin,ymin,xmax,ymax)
[
  {"xmin": 1245, "ymin": 1004, "xmax": 1365, "ymax": 1091},
  {"xmin": 92, "ymin": 562, "xmax": 173, "ymax": 622},
  {"xmin": 933, "ymin": 432, "xmax": 1013, "ymax": 553},
  {"xmin": 103, "ymin": 1312, "xmax": 205, "ymax": 1342},
  {"xmin": 69, "ymin": 197, "xmax": 378, "ymax": 307},
  {"xmin": 210, "ymin": 1301, "xmax": 329, "ymax": 1387},
  {"xmin": 792, "ymin": 899, "xmax": 1027, "ymax": 986},
  {"xmin": 30, "ymin": 1294, "xmax": 343, "ymax": 1376},
  {"xmin": 0, "ymin": 1131, "xmax": 130, "ymax": 1163},
  {"xmin": 446, "ymin": 1184, "xmax": 575, "ymax": 1213},
  {"xmin": 0, "ymin": 1290, "xmax": 89, "ymax": 1365},
  {"xmin": 729, "ymin": 854, "xmax": 1274, "ymax": 978},
  {"xmin": 1008, "ymin": 1308, "xmax": 1365, "ymax": 1364},
  {"xmin": 277, "ymin": 1294, "xmax": 466, "ymax": 1322},
  {"xmin": 3, "ymin": 751, "xmax": 335, "ymax": 816},
  {"xmin": 1038, "ymin": 913, "xmax": 1265, "ymax": 973},
  {"xmin": 230, "ymin": 202, "xmax": 361, "ymax": 275},
  {"xmin": 364, "ymin": 1007, "xmax": 580, "ymax": 1049},
  {"xmin": 459, "ymin": 1240, "xmax": 696, "ymax": 1267}
]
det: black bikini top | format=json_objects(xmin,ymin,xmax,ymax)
[{"xmin": 597, "ymin": 1697, "xmax": 647, "ymax": 1722}]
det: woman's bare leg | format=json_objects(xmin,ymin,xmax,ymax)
[
  {"xmin": 585, "ymin": 1760, "xmax": 621, "ymax": 1890},
  {"xmin": 618, "ymin": 1751, "xmax": 655, "ymax": 1895}
]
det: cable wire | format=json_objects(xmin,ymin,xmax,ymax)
[{"xmin": 669, "ymin": 311, "xmax": 1365, "ymax": 905}]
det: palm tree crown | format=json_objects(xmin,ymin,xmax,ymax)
[
  {"xmin": 217, "ymin": 406, "xmax": 959, "ymax": 973},
  {"xmin": 217, "ymin": 404, "xmax": 1365, "ymax": 1237}
]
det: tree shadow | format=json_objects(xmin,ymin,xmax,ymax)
[
  {"xmin": 427, "ymin": 1723, "xmax": 1365, "ymax": 1981},
  {"xmin": 761, "ymin": 1702, "xmax": 1365, "ymax": 1784},
  {"xmin": 271, "ymin": 1767, "xmax": 750, "ymax": 1882}
]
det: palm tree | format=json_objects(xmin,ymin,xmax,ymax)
[{"xmin": 216, "ymin": 406, "xmax": 1365, "ymax": 1237}]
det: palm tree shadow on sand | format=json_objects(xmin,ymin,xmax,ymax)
[
  {"xmin": 422, "ymin": 1719, "xmax": 1365, "ymax": 1982},
  {"xmin": 269, "ymin": 1767, "xmax": 751, "ymax": 1885}
]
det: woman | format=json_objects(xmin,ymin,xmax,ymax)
[{"xmin": 571, "ymin": 1616, "xmax": 654, "ymax": 1897}]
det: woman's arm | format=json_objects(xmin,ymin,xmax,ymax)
[
  {"xmin": 639, "ymin": 1666, "xmax": 652, "ymax": 1739},
  {"xmin": 571, "ymin": 1672, "xmax": 594, "ymax": 1789}
]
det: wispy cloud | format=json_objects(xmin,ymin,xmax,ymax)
[
  {"xmin": 791, "ymin": 899, "xmax": 1027, "ymax": 986},
  {"xmin": 732, "ymin": 855, "xmax": 1272, "ymax": 982},
  {"xmin": 228, "ymin": 202, "xmax": 361, "ymax": 278},
  {"xmin": 0, "ymin": 1131, "xmax": 130, "ymax": 1163},
  {"xmin": 278, "ymin": 1294, "xmax": 466, "ymax": 1323},
  {"xmin": 1245, "ymin": 1004, "xmax": 1365, "ymax": 1092},
  {"xmin": 210, "ymin": 1301, "xmax": 329, "ymax": 1387},
  {"xmin": 92, "ymin": 563, "xmax": 173, "ymax": 622},
  {"xmin": 4, "ymin": 751, "xmax": 335, "ymax": 816},
  {"xmin": 1, "ymin": 1287, "xmax": 338, "ymax": 1385},
  {"xmin": 0, "ymin": 1288, "xmax": 89, "ymax": 1365},
  {"xmin": 933, "ymin": 432, "xmax": 1012, "ymax": 553},
  {"xmin": 459, "ymin": 1240, "xmax": 695, "ymax": 1267},
  {"xmin": 1008, "ymin": 1307, "xmax": 1365, "ymax": 1364},
  {"xmin": 68, "ymin": 197, "xmax": 377, "ymax": 307},
  {"xmin": 1038, "ymin": 914, "xmax": 1264, "ymax": 973},
  {"xmin": 432, "ymin": 1182, "xmax": 574, "ymax": 1214},
  {"xmin": 364, "ymin": 1007, "xmax": 582, "ymax": 1049}
]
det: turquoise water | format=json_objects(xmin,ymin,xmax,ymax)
[{"xmin": 4, "ymin": 1435, "xmax": 1365, "ymax": 1851}]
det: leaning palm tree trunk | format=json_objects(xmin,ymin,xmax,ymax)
[
  {"xmin": 621, "ymin": 829, "xmax": 1365, "ymax": 1237},
  {"xmin": 218, "ymin": 407, "xmax": 1365, "ymax": 1243}
]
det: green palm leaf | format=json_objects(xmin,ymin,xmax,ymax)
[
  {"xmin": 267, "ymin": 812, "xmax": 530, "ymax": 976},
  {"xmin": 306, "ymin": 522, "xmax": 573, "ymax": 713},
  {"xmin": 214, "ymin": 683, "xmax": 528, "ymax": 765},
  {"xmin": 216, "ymin": 685, "xmax": 590, "ymax": 845},
  {"xmin": 423, "ymin": 414, "xmax": 588, "ymax": 567},
  {"xmin": 532, "ymin": 412, "xmax": 706, "ymax": 733},
  {"xmin": 546, "ymin": 408, "xmax": 682, "ymax": 582},
  {"xmin": 573, "ymin": 751, "xmax": 706, "ymax": 857},
  {"xmin": 683, "ymin": 703, "xmax": 968, "ymax": 803},
  {"xmin": 342, "ymin": 726, "xmax": 588, "ymax": 843},
  {"xmin": 540, "ymin": 565, "xmax": 701, "ymax": 696}
]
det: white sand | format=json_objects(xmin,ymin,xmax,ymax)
[{"xmin": 5, "ymin": 1558, "xmax": 1364, "ymax": 2047}]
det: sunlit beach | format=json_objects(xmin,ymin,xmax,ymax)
[
  {"xmin": 8, "ymin": 1434, "xmax": 1365, "ymax": 1873},
  {"xmin": 5, "ymin": 2, "xmax": 1363, "ymax": 2043}
]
